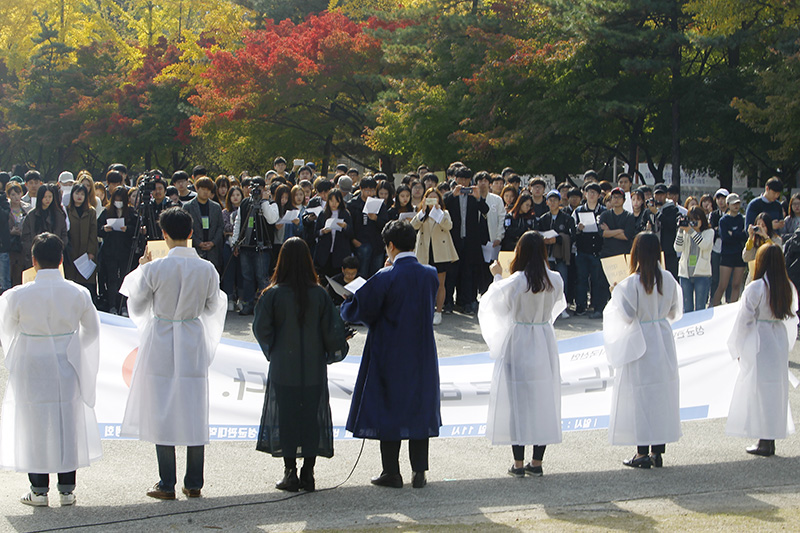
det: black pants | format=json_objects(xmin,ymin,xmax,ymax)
[
  {"xmin": 29, "ymin": 471, "xmax": 76, "ymax": 494},
  {"xmin": 380, "ymin": 439, "xmax": 429, "ymax": 474},
  {"xmin": 284, "ymin": 456, "xmax": 317, "ymax": 470},
  {"xmin": 156, "ymin": 444, "xmax": 204, "ymax": 491},
  {"xmin": 445, "ymin": 256, "xmax": 478, "ymax": 307},
  {"xmin": 637, "ymin": 444, "xmax": 666, "ymax": 455},
  {"xmin": 512, "ymin": 445, "xmax": 546, "ymax": 462}
]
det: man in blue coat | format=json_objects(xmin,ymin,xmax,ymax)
[{"xmin": 341, "ymin": 220, "xmax": 441, "ymax": 489}]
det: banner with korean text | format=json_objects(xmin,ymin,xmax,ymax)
[{"xmin": 95, "ymin": 304, "xmax": 743, "ymax": 441}]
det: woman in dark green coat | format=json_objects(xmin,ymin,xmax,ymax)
[{"xmin": 253, "ymin": 237, "xmax": 349, "ymax": 493}]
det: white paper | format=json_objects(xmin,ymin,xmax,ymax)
[
  {"xmin": 326, "ymin": 276, "xmax": 351, "ymax": 298},
  {"xmin": 344, "ymin": 276, "xmax": 367, "ymax": 294},
  {"xmin": 482, "ymin": 242, "xmax": 500, "ymax": 263},
  {"xmin": 364, "ymin": 197, "xmax": 384, "ymax": 215},
  {"xmin": 398, "ymin": 211, "xmax": 416, "ymax": 221},
  {"xmin": 578, "ymin": 212, "xmax": 598, "ymax": 233},
  {"xmin": 325, "ymin": 217, "xmax": 343, "ymax": 231},
  {"xmin": 306, "ymin": 206, "xmax": 324, "ymax": 217},
  {"xmin": 278, "ymin": 209, "xmax": 300, "ymax": 224},
  {"xmin": 429, "ymin": 206, "xmax": 445, "ymax": 224},
  {"xmin": 73, "ymin": 253, "xmax": 96, "ymax": 280},
  {"xmin": 623, "ymin": 192, "xmax": 633, "ymax": 213},
  {"xmin": 539, "ymin": 229, "xmax": 559, "ymax": 239},
  {"xmin": 107, "ymin": 218, "xmax": 125, "ymax": 231}
]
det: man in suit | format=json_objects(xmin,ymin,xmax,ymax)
[
  {"xmin": 341, "ymin": 221, "xmax": 441, "ymax": 489},
  {"xmin": 347, "ymin": 176, "xmax": 389, "ymax": 278},
  {"xmin": 443, "ymin": 165, "xmax": 489, "ymax": 315},
  {"xmin": 183, "ymin": 177, "xmax": 224, "ymax": 272}
]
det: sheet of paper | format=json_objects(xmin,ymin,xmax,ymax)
[
  {"xmin": 326, "ymin": 276, "xmax": 351, "ymax": 298},
  {"xmin": 306, "ymin": 206, "xmax": 324, "ymax": 217},
  {"xmin": 498, "ymin": 251, "xmax": 515, "ymax": 279},
  {"xmin": 22, "ymin": 264, "xmax": 64, "ymax": 284},
  {"xmin": 623, "ymin": 192, "xmax": 633, "ymax": 213},
  {"xmin": 398, "ymin": 211, "xmax": 416, "ymax": 221},
  {"xmin": 429, "ymin": 206, "xmax": 445, "ymax": 224},
  {"xmin": 278, "ymin": 209, "xmax": 300, "ymax": 225},
  {"xmin": 106, "ymin": 218, "xmax": 125, "ymax": 231},
  {"xmin": 363, "ymin": 197, "xmax": 384, "ymax": 215},
  {"xmin": 324, "ymin": 217, "xmax": 343, "ymax": 231},
  {"xmin": 73, "ymin": 253, "xmax": 97, "ymax": 280},
  {"xmin": 146, "ymin": 240, "xmax": 193, "ymax": 260},
  {"xmin": 482, "ymin": 242, "xmax": 500, "ymax": 263},
  {"xmin": 601, "ymin": 254, "xmax": 630, "ymax": 287},
  {"xmin": 539, "ymin": 229, "xmax": 559, "ymax": 240},
  {"xmin": 578, "ymin": 212, "xmax": 598, "ymax": 233},
  {"xmin": 344, "ymin": 276, "xmax": 367, "ymax": 294}
]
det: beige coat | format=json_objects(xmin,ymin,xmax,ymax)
[{"xmin": 411, "ymin": 209, "xmax": 459, "ymax": 264}]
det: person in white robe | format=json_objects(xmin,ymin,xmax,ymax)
[
  {"xmin": 479, "ymin": 231, "xmax": 566, "ymax": 478},
  {"xmin": 120, "ymin": 207, "xmax": 226, "ymax": 500},
  {"xmin": 726, "ymin": 243, "xmax": 798, "ymax": 456},
  {"xmin": 603, "ymin": 232, "xmax": 683, "ymax": 469},
  {"xmin": 0, "ymin": 232, "xmax": 101, "ymax": 507}
]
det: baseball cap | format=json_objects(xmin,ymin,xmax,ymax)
[
  {"xmin": 58, "ymin": 171, "xmax": 75, "ymax": 184},
  {"xmin": 546, "ymin": 190, "xmax": 561, "ymax": 200},
  {"xmin": 726, "ymin": 193, "xmax": 741, "ymax": 205},
  {"xmin": 714, "ymin": 188, "xmax": 729, "ymax": 198},
  {"xmin": 653, "ymin": 183, "xmax": 668, "ymax": 194},
  {"xmin": 610, "ymin": 187, "xmax": 625, "ymax": 197}
]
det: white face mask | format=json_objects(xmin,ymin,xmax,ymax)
[{"xmin": 114, "ymin": 201, "xmax": 124, "ymax": 209}]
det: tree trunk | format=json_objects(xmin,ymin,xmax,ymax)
[
  {"xmin": 320, "ymin": 135, "xmax": 333, "ymax": 178},
  {"xmin": 670, "ymin": 0, "xmax": 682, "ymax": 195},
  {"xmin": 379, "ymin": 154, "xmax": 396, "ymax": 184}
]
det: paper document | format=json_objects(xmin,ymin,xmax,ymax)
[
  {"xmin": 107, "ymin": 218, "xmax": 125, "ymax": 231},
  {"xmin": 326, "ymin": 276, "xmax": 352, "ymax": 299},
  {"xmin": 623, "ymin": 192, "xmax": 633, "ymax": 213},
  {"xmin": 539, "ymin": 229, "xmax": 559, "ymax": 240},
  {"xmin": 398, "ymin": 211, "xmax": 416, "ymax": 221},
  {"xmin": 324, "ymin": 217, "xmax": 343, "ymax": 231},
  {"xmin": 278, "ymin": 209, "xmax": 300, "ymax": 224},
  {"xmin": 601, "ymin": 254, "xmax": 630, "ymax": 287},
  {"xmin": 482, "ymin": 242, "xmax": 500, "ymax": 263},
  {"xmin": 578, "ymin": 212, "xmax": 598, "ymax": 233},
  {"xmin": 74, "ymin": 253, "xmax": 97, "ymax": 280},
  {"xmin": 344, "ymin": 276, "xmax": 367, "ymax": 294},
  {"xmin": 145, "ymin": 240, "xmax": 192, "ymax": 260},
  {"xmin": 306, "ymin": 206, "xmax": 324, "ymax": 217},
  {"xmin": 364, "ymin": 197, "xmax": 384, "ymax": 215},
  {"xmin": 429, "ymin": 207, "xmax": 445, "ymax": 224},
  {"xmin": 22, "ymin": 264, "xmax": 64, "ymax": 284},
  {"xmin": 498, "ymin": 251, "xmax": 515, "ymax": 279}
]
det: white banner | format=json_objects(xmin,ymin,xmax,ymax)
[{"xmin": 95, "ymin": 305, "xmax": 742, "ymax": 441}]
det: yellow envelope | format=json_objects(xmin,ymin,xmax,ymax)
[
  {"xmin": 22, "ymin": 264, "xmax": 65, "ymax": 284},
  {"xmin": 145, "ymin": 239, "xmax": 192, "ymax": 260},
  {"xmin": 498, "ymin": 251, "xmax": 515, "ymax": 279}
]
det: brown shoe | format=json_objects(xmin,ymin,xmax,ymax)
[
  {"xmin": 182, "ymin": 487, "xmax": 202, "ymax": 498},
  {"xmin": 146, "ymin": 483, "xmax": 176, "ymax": 500}
]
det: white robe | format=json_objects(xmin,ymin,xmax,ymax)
[
  {"xmin": 603, "ymin": 269, "xmax": 683, "ymax": 446},
  {"xmin": 726, "ymin": 278, "xmax": 797, "ymax": 439},
  {"xmin": 119, "ymin": 246, "xmax": 227, "ymax": 446},
  {"xmin": 479, "ymin": 270, "xmax": 566, "ymax": 446},
  {"xmin": 0, "ymin": 269, "xmax": 101, "ymax": 472}
]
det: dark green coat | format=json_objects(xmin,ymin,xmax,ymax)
[{"xmin": 253, "ymin": 284, "xmax": 348, "ymax": 458}]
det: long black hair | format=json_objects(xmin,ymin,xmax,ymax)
[
  {"xmin": 629, "ymin": 232, "xmax": 663, "ymax": 295},
  {"xmin": 511, "ymin": 231, "xmax": 553, "ymax": 293},
  {"xmin": 266, "ymin": 237, "xmax": 319, "ymax": 322},
  {"xmin": 34, "ymin": 184, "xmax": 60, "ymax": 234},
  {"xmin": 753, "ymin": 244, "xmax": 795, "ymax": 320}
]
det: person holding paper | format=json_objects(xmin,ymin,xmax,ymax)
[
  {"xmin": 253, "ymin": 237, "xmax": 350, "ymax": 492},
  {"xmin": 479, "ymin": 231, "xmax": 566, "ymax": 478},
  {"xmin": 342, "ymin": 221, "xmax": 441, "ymax": 489},
  {"xmin": 603, "ymin": 233, "xmax": 683, "ymax": 469},
  {"xmin": 572, "ymin": 183, "xmax": 608, "ymax": 318},
  {"xmin": 673, "ymin": 207, "xmax": 714, "ymax": 312},
  {"xmin": 726, "ymin": 244, "xmax": 797, "ymax": 457},
  {"xmin": 314, "ymin": 189, "xmax": 353, "ymax": 279},
  {"xmin": 120, "ymin": 207, "xmax": 227, "ymax": 500},
  {"xmin": 411, "ymin": 188, "xmax": 459, "ymax": 325},
  {"xmin": 64, "ymin": 184, "xmax": 98, "ymax": 301},
  {"xmin": 388, "ymin": 185, "xmax": 414, "ymax": 221},
  {"xmin": 302, "ymin": 179, "xmax": 333, "ymax": 257},
  {"xmin": 183, "ymin": 177, "xmax": 224, "ymax": 272},
  {"xmin": 536, "ymin": 190, "xmax": 575, "ymax": 314},
  {"xmin": 0, "ymin": 233, "xmax": 101, "ymax": 507},
  {"xmin": 272, "ymin": 184, "xmax": 303, "ymax": 254},
  {"xmin": 97, "ymin": 186, "xmax": 136, "ymax": 313},
  {"xmin": 348, "ymin": 177, "xmax": 389, "ymax": 279},
  {"xmin": 326, "ymin": 255, "xmax": 360, "ymax": 307}
]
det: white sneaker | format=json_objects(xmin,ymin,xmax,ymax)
[
  {"xmin": 433, "ymin": 312, "xmax": 442, "ymax": 325},
  {"xmin": 20, "ymin": 491, "xmax": 48, "ymax": 507},
  {"xmin": 227, "ymin": 300, "xmax": 235, "ymax": 312},
  {"xmin": 559, "ymin": 310, "xmax": 570, "ymax": 319},
  {"xmin": 59, "ymin": 492, "xmax": 76, "ymax": 506}
]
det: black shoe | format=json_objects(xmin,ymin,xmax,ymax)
[
  {"xmin": 299, "ymin": 466, "xmax": 315, "ymax": 492},
  {"xmin": 574, "ymin": 307, "xmax": 586, "ymax": 316},
  {"xmin": 276, "ymin": 468, "xmax": 300, "ymax": 492},
  {"xmin": 649, "ymin": 454, "xmax": 663, "ymax": 468},
  {"xmin": 463, "ymin": 303, "xmax": 477, "ymax": 315},
  {"xmin": 589, "ymin": 311, "xmax": 603, "ymax": 319},
  {"xmin": 442, "ymin": 305, "xmax": 454, "ymax": 315},
  {"xmin": 507, "ymin": 465, "xmax": 525, "ymax": 478},
  {"xmin": 524, "ymin": 463, "xmax": 543, "ymax": 477},
  {"xmin": 370, "ymin": 472, "xmax": 403, "ymax": 488},
  {"xmin": 411, "ymin": 471, "xmax": 427, "ymax": 488},
  {"xmin": 622, "ymin": 455, "xmax": 651, "ymax": 468},
  {"xmin": 746, "ymin": 441, "xmax": 775, "ymax": 457},
  {"xmin": 238, "ymin": 303, "xmax": 254, "ymax": 316}
]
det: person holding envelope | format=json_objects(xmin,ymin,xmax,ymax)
[{"xmin": 411, "ymin": 188, "xmax": 459, "ymax": 325}]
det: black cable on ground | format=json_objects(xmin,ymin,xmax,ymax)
[{"xmin": 26, "ymin": 439, "xmax": 366, "ymax": 533}]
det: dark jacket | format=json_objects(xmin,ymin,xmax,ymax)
[
  {"xmin": 0, "ymin": 199, "xmax": 10, "ymax": 254},
  {"xmin": 657, "ymin": 202, "xmax": 679, "ymax": 257},
  {"xmin": 443, "ymin": 192, "xmax": 490, "ymax": 264},
  {"xmin": 341, "ymin": 255, "xmax": 441, "ymax": 440},
  {"xmin": 313, "ymin": 209, "xmax": 354, "ymax": 270},
  {"xmin": 572, "ymin": 203, "xmax": 606, "ymax": 256},
  {"xmin": 22, "ymin": 207, "xmax": 69, "ymax": 267},
  {"xmin": 537, "ymin": 209, "xmax": 576, "ymax": 262},
  {"xmin": 253, "ymin": 284, "xmax": 348, "ymax": 458},
  {"xmin": 64, "ymin": 204, "xmax": 98, "ymax": 284},
  {"xmin": 97, "ymin": 209, "xmax": 137, "ymax": 265},
  {"xmin": 347, "ymin": 195, "xmax": 389, "ymax": 248},
  {"xmin": 500, "ymin": 213, "xmax": 536, "ymax": 251},
  {"xmin": 184, "ymin": 198, "xmax": 224, "ymax": 270}
]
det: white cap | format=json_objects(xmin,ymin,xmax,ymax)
[
  {"xmin": 714, "ymin": 188, "xmax": 729, "ymax": 198},
  {"xmin": 726, "ymin": 193, "xmax": 741, "ymax": 205},
  {"xmin": 58, "ymin": 171, "xmax": 75, "ymax": 184}
]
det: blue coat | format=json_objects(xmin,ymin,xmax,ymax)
[{"xmin": 341, "ymin": 255, "xmax": 442, "ymax": 440}]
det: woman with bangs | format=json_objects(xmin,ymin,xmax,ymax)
[
  {"xmin": 64, "ymin": 184, "xmax": 98, "ymax": 300},
  {"xmin": 222, "ymin": 185, "xmax": 244, "ymax": 311},
  {"xmin": 500, "ymin": 193, "xmax": 536, "ymax": 251}
]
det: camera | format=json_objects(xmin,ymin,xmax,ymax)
[
  {"xmin": 646, "ymin": 198, "xmax": 655, "ymax": 207},
  {"xmin": 138, "ymin": 170, "xmax": 164, "ymax": 195},
  {"xmin": 250, "ymin": 185, "xmax": 263, "ymax": 199},
  {"xmin": 461, "ymin": 187, "xmax": 473, "ymax": 195},
  {"xmin": 678, "ymin": 216, "xmax": 689, "ymax": 228}
]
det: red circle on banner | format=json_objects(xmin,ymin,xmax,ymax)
[{"xmin": 122, "ymin": 348, "xmax": 138, "ymax": 387}]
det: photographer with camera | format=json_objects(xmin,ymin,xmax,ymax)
[
  {"xmin": 674, "ymin": 207, "xmax": 714, "ymax": 312},
  {"xmin": 742, "ymin": 212, "xmax": 782, "ymax": 285},
  {"xmin": 232, "ymin": 177, "xmax": 279, "ymax": 316}
]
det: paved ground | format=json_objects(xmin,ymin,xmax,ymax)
[{"xmin": 1, "ymin": 308, "xmax": 799, "ymax": 532}]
